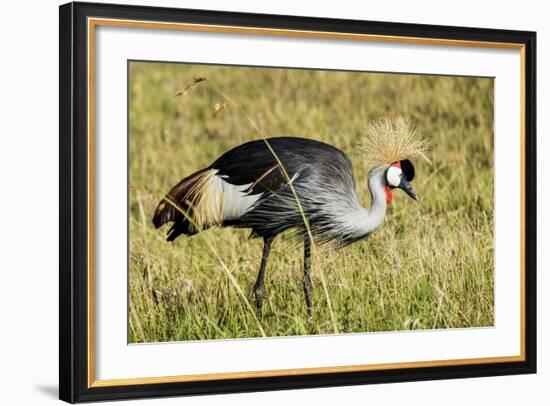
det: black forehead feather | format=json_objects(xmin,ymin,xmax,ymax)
[{"xmin": 400, "ymin": 159, "xmax": 415, "ymax": 181}]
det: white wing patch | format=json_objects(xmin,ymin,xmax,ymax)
[{"xmin": 213, "ymin": 174, "xmax": 262, "ymax": 220}]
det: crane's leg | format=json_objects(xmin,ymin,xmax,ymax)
[
  {"xmin": 253, "ymin": 236, "xmax": 274, "ymax": 318},
  {"xmin": 303, "ymin": 237, "xmax": 313, "ymax": 317}
]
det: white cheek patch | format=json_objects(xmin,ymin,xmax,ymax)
[{"xmin": 386, "ymin": 166, "xmax": 402, "ymax": 187}]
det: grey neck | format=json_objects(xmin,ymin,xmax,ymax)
[{"xmin": 341, "ymin": 167, "xmax": 388, "ymax": 242}]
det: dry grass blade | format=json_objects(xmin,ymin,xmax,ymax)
[{"xmin": 174, "ymin": 77, "xmax": 207, "ymax": 98}]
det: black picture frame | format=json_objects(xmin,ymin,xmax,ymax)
[{"xmin": 59, "ymin": 1, "xmax": 537, "ymax": 403}]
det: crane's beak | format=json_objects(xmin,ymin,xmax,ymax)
[{"xmin": 398, "ymin": 177, "xmax": 418, "ymax": 201}]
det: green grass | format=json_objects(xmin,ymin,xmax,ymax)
[{"xmin": 128, "ymin": 61, "xmax": 494, "ymax": 343}]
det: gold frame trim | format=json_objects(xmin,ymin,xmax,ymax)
[{"xmin": 87, "ymin": 17, "xmax": 527, "ymax": 388}]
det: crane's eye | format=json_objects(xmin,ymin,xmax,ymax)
[{"xmin": 386, "ymin": 165, "xmax": 402, "ymax": 187}]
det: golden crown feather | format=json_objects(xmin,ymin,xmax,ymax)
[{"xmin": 359, "ymin": 116, "xmax": 431, "ymax": 167}]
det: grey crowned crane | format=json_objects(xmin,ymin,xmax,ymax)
[{"xmin": 153, "ymin": 118, "xmax": 428, "ymax": 316}]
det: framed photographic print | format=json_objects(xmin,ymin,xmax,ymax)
[{"xmin": 59, "ymin": 1, "xmax": 537, "ymax": 403}]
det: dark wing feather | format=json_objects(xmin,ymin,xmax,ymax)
[
  {"xmin": 210, "ymin": 138, "xmax": 289, "ymax": 195},
  {"xmin": 211, "ymin": 136, "xmax": 355, "ymax": 196}
]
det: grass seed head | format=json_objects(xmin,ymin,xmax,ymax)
[{"xmin": 174, "ymin": 76, "xmax": 207, "ymax": 98}]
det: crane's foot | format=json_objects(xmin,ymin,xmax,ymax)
[
  {"xmin": 303, "ymin": 238, "xmax": 313, "ymax": 318},
  {"xmin": 253, "ymin": 283, "xmax": 266, "ymax": 318},
  {"xmin": 303, "ymin": 276, "xmax": 313, "ymax": 318}
]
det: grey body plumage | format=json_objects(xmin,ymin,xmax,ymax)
[{"xmin": 227, "ymin": 137, "xmax": 386, "ymax": 246}]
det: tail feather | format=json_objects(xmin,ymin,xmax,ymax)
[
  {"xmin": 166, "ymin": 221, "xmax": 194, "ymax": 242},
  {"xmin": 152, "ymin": 168, "xmax": 215, "ymax": 241}
]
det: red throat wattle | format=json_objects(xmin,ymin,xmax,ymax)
[{"xmin": 384, "ymin": 185, "xmax": 393, "ymax": 204}]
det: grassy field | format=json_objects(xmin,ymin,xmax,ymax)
[{"xmin": 128, "ymin": 61, "xmax": 494, "ymax": 343}]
